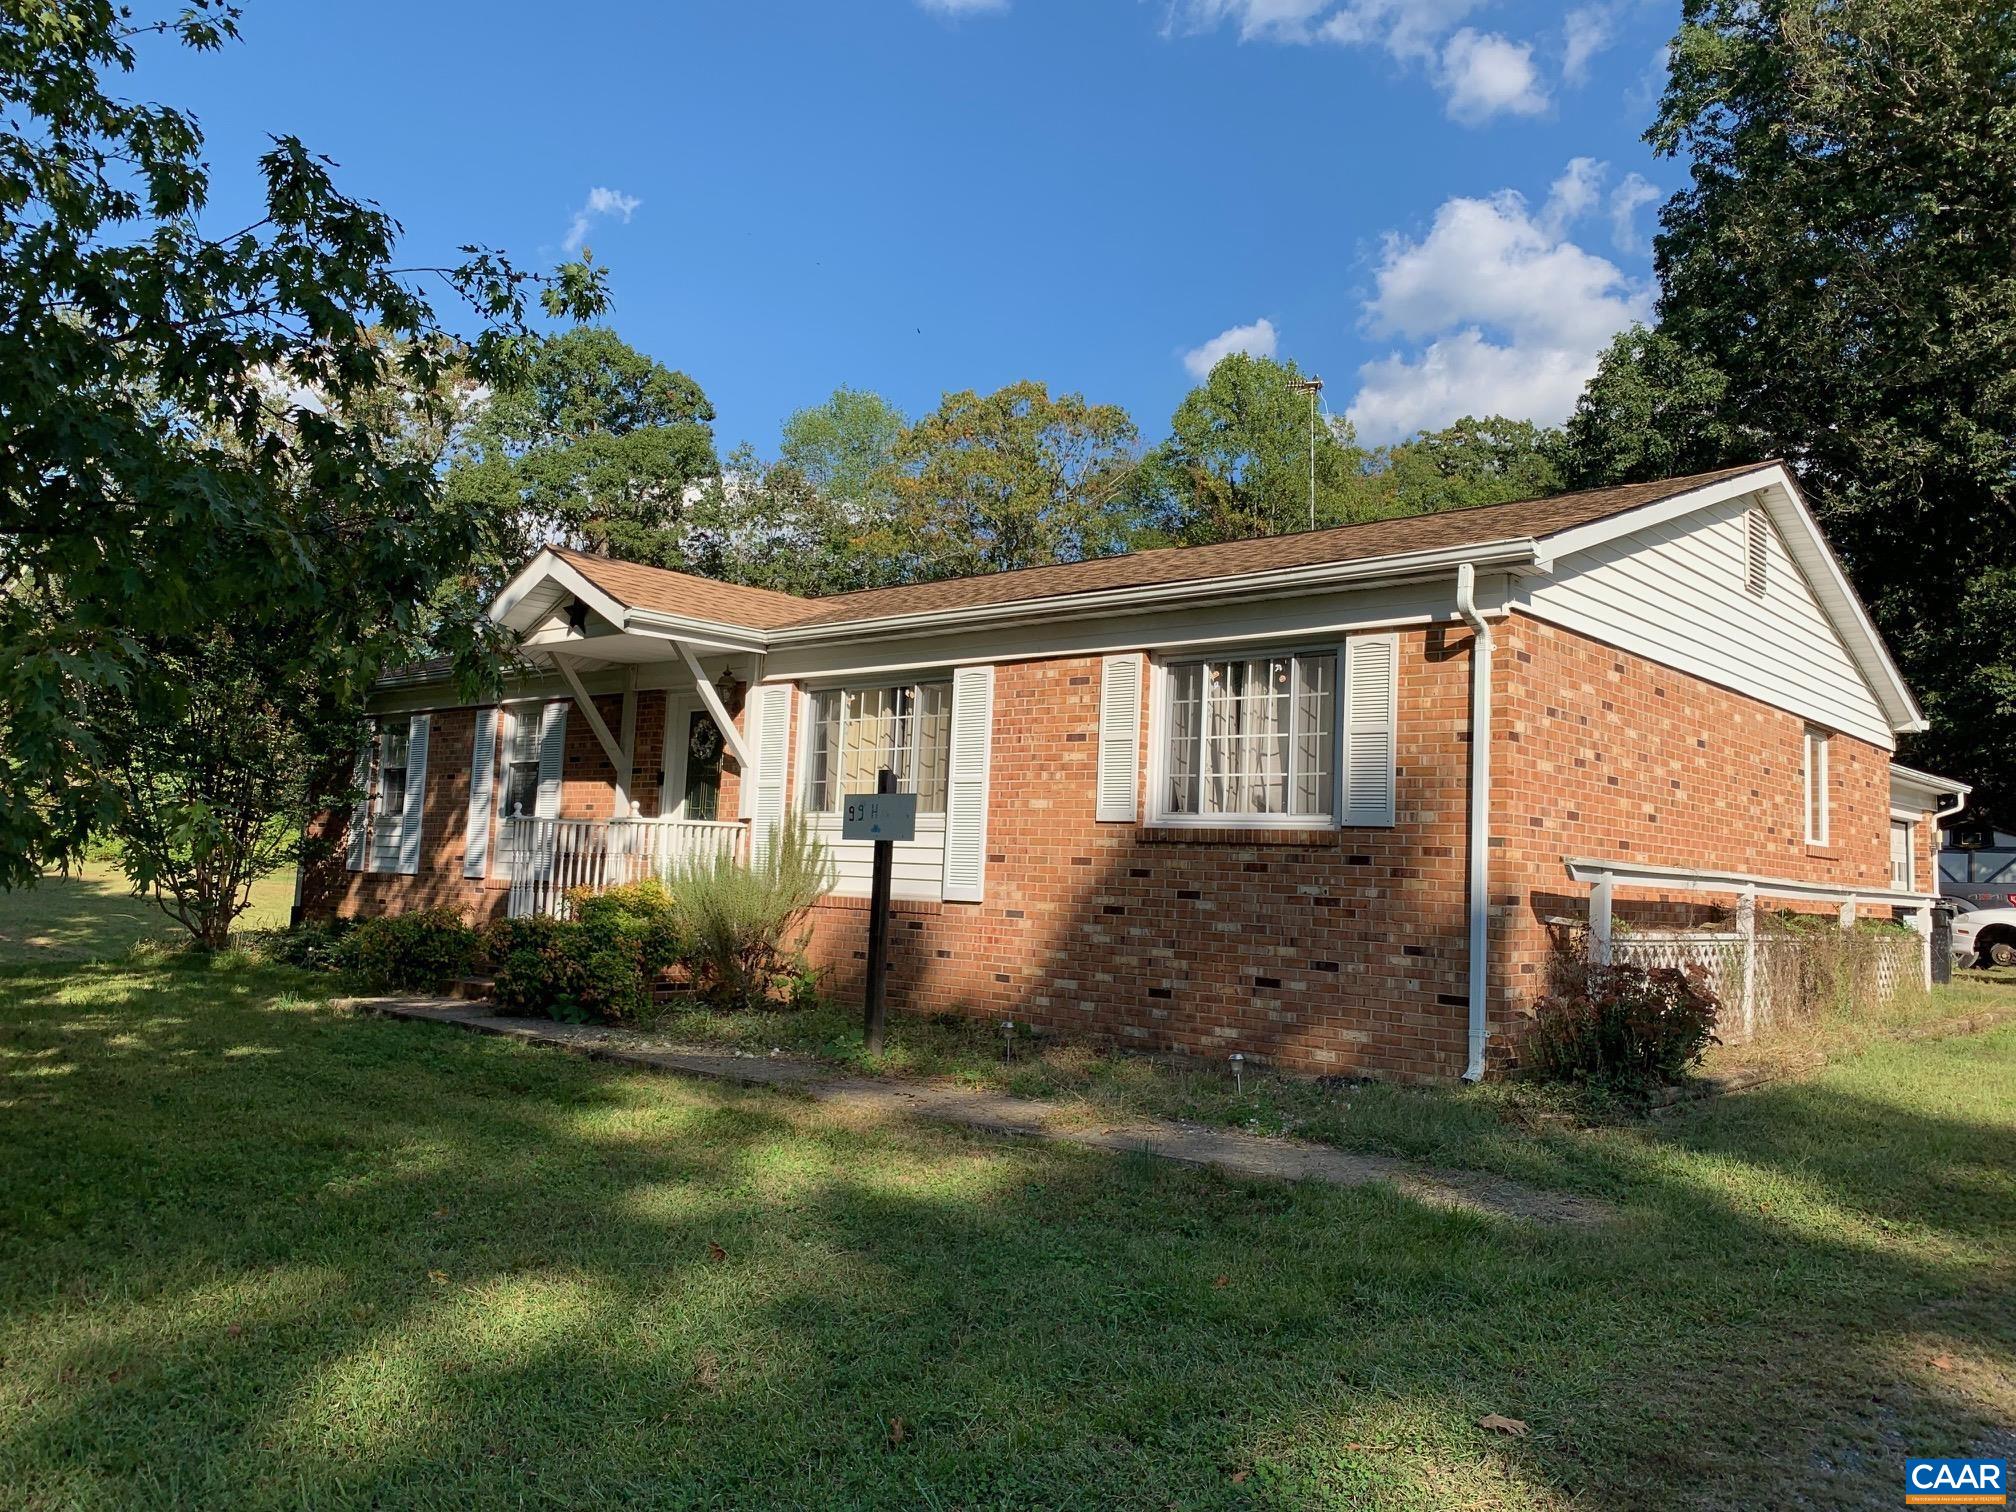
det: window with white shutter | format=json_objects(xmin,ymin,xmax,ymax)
[
  {"xmin": 1095, "ymin": 654, "xmax": 1142, "ymax": 823},
  {"xmin": 1340, "ymin": 634, "xmax": 1398, "ymax": 828},
  {"xmin": 941, "ymin": 666, "xmax": 994, "ymax": 902},
  {"xmin": 370, "ymin": 720, "xmax": 411, "ymax": 873},
  {"xmin": 346, "ymin": 736, "xmax": 373, "ymax": 872},
  {"xmin": 395, "ymin": 714, "xmax": 430, "ymax": 876},
  {"xmin": 750, "ymin": 683, "xmax": 793, "ymax": 862},
  {"xmin": 463, "ymin": 708, "xmax": 499, "ymax": 879}
]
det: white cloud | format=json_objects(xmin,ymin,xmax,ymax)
[
  {"xmin": 1436, "ymin": 29, "xmax": 1548, "ymax": 123},
  {"xmin": 1166, "ymin": 0, "xmax": 1551, "ymax": 124},
  {"xmin": 1182, "ymin": 317, "xmax": 1280, "ymax": 378},
  {"xmin": 561, "ymin": 186, "xmax": 642, "ymax": 255},
  {"xmin": 1562, "ymin": 4, "xmax": 1612, "ymax": 85},
  {"xmin": 1607, "ymin": 171, "xmax": 1661, "ymax": 253},
  {"xmin": 1345, "ymin": 162, "xmax": 1653, "ymax": 440},
  {"xmin": 916, "ymin": 0, "xmax": 1009, "ymax": 11}
]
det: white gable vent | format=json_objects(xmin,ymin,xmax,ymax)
[{"xmin": 1745, "ymin": 508, "xmax": 1769, "ymax": 597}]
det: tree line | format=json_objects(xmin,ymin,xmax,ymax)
[
  {"xmin": 4, "ymin": 0, "xmax": 2009, "ymax": 945},
  {"xmin": 442, "ymin": 330, "xmax": 1577, "ymax": 600}
]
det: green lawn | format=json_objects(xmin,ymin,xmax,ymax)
[
  {"xmin": 0, "ymin": 861, "xmax": 294, "ymax": 965},
  {"xmin": 2, "ymin": 951, "xmax": 2012, "ymax": 1508}
]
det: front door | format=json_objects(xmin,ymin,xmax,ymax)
[{"xmin": 662, "ymin": 697, "xmax": 726, "ymax": 822}]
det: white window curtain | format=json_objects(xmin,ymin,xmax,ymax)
[
  {"xmin": 805, "ymin": 681, "xmax": 952, "ymax": 814},
  {"xmin": 1164, "ymin": 653, "xmax": 1335, "ymax": 822}
]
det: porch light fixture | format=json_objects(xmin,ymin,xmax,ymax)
[{"xmin": 714, "ymin": 667, "xmax": 744, "ymax": 718}]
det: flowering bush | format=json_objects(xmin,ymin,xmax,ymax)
[{"xmin": 1523, "ymin": 961, "xmax": 1720, "ymax": 1091}]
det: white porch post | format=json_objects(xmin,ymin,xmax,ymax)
[
  {"xmin": 1839, "ymin": 896, "xmax": 1858, "ymax": 929},
  {"xmin": 669, "ymin": 637, "xmax": 752, "ymax": 767},
  {"xmin": 615, "ymin": 678, "xmax": 638, "ymax": 816},
  {"xmin": 1589, "ymin": 871, "xmax": 1614, "ymax": 966},
  {"xmin": 1735, "ymin": 884, "xmax": 1758, "ymax": 1039},
  {"xmin": 1909, "ymin": 902, "xmax": 1933, "ymax": 990}
]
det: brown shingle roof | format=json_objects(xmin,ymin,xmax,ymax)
[
  {"xmin": 550, "ymin": 546, "xmax": 825, "ymax": 629},
  {"xmin": 554, "ymin": 463, "xmax": 1776, "ymax": 633}
]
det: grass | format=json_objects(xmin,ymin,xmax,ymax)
[
  {"xmin": 0, "ymin": 861, "xmax": 294, "ymax": 965},
  {"xmin": 3, "ymin": 946, "xmax": 2013, "ymax": 1507},
  {"xmin": 642, "ymin": 975, "xmax": 2016, "ymax": 1178}
]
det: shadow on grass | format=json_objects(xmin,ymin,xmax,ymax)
[{"xmin": 1, "ymin": 957, "xmax": 2011, "ymax": 1508}]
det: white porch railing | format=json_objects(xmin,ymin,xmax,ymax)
[
  {"xmin": 504, "ymin": 815, "xmax": 747, "ymax": 919},
  {"xmin": 1564, "ymin": 857, "xmax": 1935, "ymax": 1042}
]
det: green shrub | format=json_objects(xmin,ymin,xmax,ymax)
[
  {"xmin": 673, "ymin": 814, "xmax": 835, "ymax": 1011},
  {"xmin": 485, "ymin": 890, "xmax": 683, "ymax": 1027},
  {"xmin": 244, "ymin": 918, "xmax": 354, "ymax": 971},
  {"xmin": 333, "ymin": 907, "xmax": 480, "ymax": 991},
  {"xmin": 1522, "ymin": 961, "xmax": 1720, "ymax": 1091}
]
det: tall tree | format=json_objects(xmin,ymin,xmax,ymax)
[
  {"xmin": 0, "ymin": 1, "xmax": 605, "ymax": 906},
  {"xmin": 1143, "ymin": 355, "xmax": 1386, "ymax": 545},
  {"xmin": 446, "ymin": 326, "xmax": 717, "ymax": 571},
  {"xmin": 1378, "ymin": 416, "xmax": 1565, "ymax": 514},
  {"xmin": 1619, "ymin": 0, "xmax": 2016, "ymax": 818},
  {"xmin": 1555, "ymin": 326, "xmax": 1758, "ymax": 488},
  {"xmin": 876, "ymin": 381, "xmax": 1143, "ymax": 580},
  {"xmin": 777, "ymin": 386, "xmax": 906, "ymax": 512},
  {"xmin": 685, "ymin": 389, "xmax": 910, "ymax": 596}
]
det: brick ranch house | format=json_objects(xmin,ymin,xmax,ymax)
[{"xmin": 306, "ymin": 461, "xmax": 1970, "ymax": 1081}]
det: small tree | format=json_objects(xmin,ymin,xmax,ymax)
[{"xmin": 83, "ymin": 626, "xmax": 356, "ymax": 948}]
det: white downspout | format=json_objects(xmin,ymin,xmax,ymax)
[{"xmin": 1455, "ymin": 563, "xmax": 1492, "ymax": 1082}]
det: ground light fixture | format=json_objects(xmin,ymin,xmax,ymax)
[
  {"xmin": 1229, "ymin": 1051, "xmax": 1245, "ymax": 1093},
  {"xmin": 1001, "ymin": 1018, "xmax": 1015, "ymax": 1064}
]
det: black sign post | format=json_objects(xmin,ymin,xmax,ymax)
[{"xmin": 863, "ymin": 766, "xmax": 896, "ymax": 1054}]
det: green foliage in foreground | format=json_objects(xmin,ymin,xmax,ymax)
[{"xmin": 1, "ymin": 956, "xmax": 2011, "ymax": 1508}]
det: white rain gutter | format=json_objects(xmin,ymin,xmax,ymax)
[{"xmin": 1454, "ymin": 563, "xmax": 1493, "ymax": 1082}]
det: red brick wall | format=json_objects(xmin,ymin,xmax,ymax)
[
  {"xmin": 799, "ymin": 631, "xmax": 1479, "ymax": 1082},
  {"xmin": 1489, "ymin": 612, "xmax": 1897, "ymax": 1017}
]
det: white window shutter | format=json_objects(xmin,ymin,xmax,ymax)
[
  {"xmin": 1341, "ymin": 634, "xmax": 1398, "ymax": 827},
  {"xmin": 749, "ymin": 684, "xmax": 793, "ymax": 861},
  {"xmin": 942, "ymin": 665, "xmax": 995, "ymax": 903},
  {"xmin": 534, "ymin": 702, "xmax": 567, "ymax": 819},
  {"xmin": 396, "ymin": 713, "xmax": 431, "ymax": 876},
  {"xmin": 462, "ymin": 707, "xmax": 497, "ymax": 879},
  {"xmin": 346, "ymin": 732, "xmax": 373, "ymax": 871},
  {"xmin": 1095, "ymin": 654, "xmax": 1142, "ymax": 823}
]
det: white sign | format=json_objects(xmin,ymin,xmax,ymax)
[{"xmin": 842, "ymin": 791, "xmax": 917, "ymax": 843}]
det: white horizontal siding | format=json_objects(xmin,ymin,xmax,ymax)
[
  {"xmin": 812, "ymin": 815, "xmax": 946, "ymax": 902},
  {"xmin": 1524, "ymin": 494, "xmax": 1893, "ymax": 747}
]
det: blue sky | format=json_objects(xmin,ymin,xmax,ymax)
[{"xmin": 146, "ymin": 0, "xmax": 1680, "ymax": 452}]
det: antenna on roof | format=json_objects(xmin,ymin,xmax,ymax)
[{"xmin": 1289, "ymin": 375, "xmax": 1325, "ymax": 530}]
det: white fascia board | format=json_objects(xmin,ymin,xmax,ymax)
[
  {"xmin": 1538, "ymin": 464, "xmax": 1925, "ymax": 735},
  {"xmin": 490, "ymin": 552, "xmax": 632, "ymax": 636},
  {"xmin": 1888, "ymin": 761, "xmax": 1971, "ymax": 799},
  {"xmin": 760, "ymin": 575, "xmax": 1511, "ymax": 684},
  {"xmin": 764, "ymin": 537, "xmax": 1544, "ymax": 649},
  {"xmin": 620, "ymin": 610, "xmax": 771, "ymax": 656}
]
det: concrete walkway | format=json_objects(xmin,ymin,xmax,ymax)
[{"xmin": 343, "ymin": 995, "xmax": 1610, "ymax": 1227}]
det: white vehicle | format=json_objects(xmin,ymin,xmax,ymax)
[{"xmin": 1952, "ymin": 903, "xmax": 2016, "ymax": 969}]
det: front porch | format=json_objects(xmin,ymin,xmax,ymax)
[
  {"xmin": 482, "ymin": 555, "xmax": 775, "ymax": 919},
  {"xmin": 502, "ymin": 814, "xmax": 748, "ymax": 919}
]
